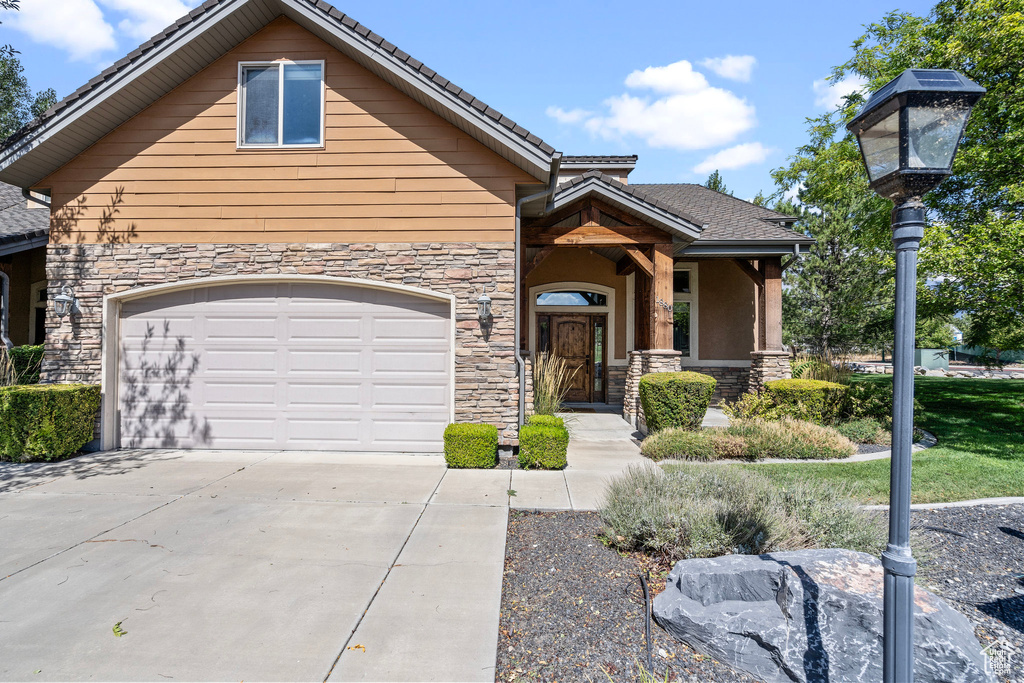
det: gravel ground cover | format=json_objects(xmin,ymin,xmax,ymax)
[
  {"xmin": 498, "ymin": 505, "xmax": 1024, "ymax": 683},
  {"xmin": 914, "ymin": 504, "xmax": 1024, "ymax": 682},
  {"xmin": 497, "ymin": 510, "xmax": 755, "ymax": 682}
]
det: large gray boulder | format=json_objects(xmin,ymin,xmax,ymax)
[{"xmin": 653, "ymin": 549, "xmax": 993, "ymax": 683}]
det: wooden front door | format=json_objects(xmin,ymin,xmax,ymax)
[{"xmin": 551, "ymin": 315, "xmax": 590, "ymax": 402}]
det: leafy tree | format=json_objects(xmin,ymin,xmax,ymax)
[
  {"xmin": 775, "ymin": 0, "xmax": 1023, "ymax": 353},
  {"xmin": 703, "ymin": 170, "xmax": 732, "ymax": 195},
  {"xmin": 0, "ymin": 56, "xmax": 55, "ymax": 141},
  {"xmin": 1, "ymin": 0, "xmax": 20, "ymax": 61}
]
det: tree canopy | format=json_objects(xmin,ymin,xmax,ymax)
[
  {"xmin": 775, "ymin": 0, "xmax": 1024, "ymax": 355},
  {"xmin": 703, "ymin": 170, "xmax": 732, "ymax": 196}
]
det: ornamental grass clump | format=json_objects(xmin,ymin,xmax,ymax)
[
  {"xmin": 600, "ymin": 464, "xmax": 886, "ymax": 562},
  {"xmin": 640, "ymin": 419, "xmax": 855, "ymax": 461},
  {"xmin": 532, "ymin": 353, "xmax": 578, "ymax": 415},
  {"xmin": 638, "ymin": 371, "xmax": 716, "ymax": 432}
]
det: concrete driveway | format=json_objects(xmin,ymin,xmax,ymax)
[
  {"xmin": 0, "ymin": 450, "xmax": 507, "ymax": 682},
  {"xmin": 0, "ymin": 413, "xmax": 645, "ymax": 682}
]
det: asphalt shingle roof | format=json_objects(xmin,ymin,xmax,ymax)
[
  {"xmin": 631, "ymin": 184, "xmax": 809, "ymax": 242},
  {"xmin": 0, "ymin": 183, "xmax": 48, "ymax": 248},
  {"xmin": 555, "ymin": 171, "xmax": 703, "ymax": 228},
  {"xmin": 0, "ymin": 0, "xmax": 555, "ymax": 160}
]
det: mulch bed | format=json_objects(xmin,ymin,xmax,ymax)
[{"xmin": 497, "ymin": 506, "xmax": 1024, "ymax": 683}]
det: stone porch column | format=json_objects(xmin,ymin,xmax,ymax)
[{"xmin": 749, "ymin": 256, "xmax": 790, "ymax": 391}]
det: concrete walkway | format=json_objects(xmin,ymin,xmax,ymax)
[{"xmin": 0, "ymin": 414, "xmax": 644, "ymax": 683}]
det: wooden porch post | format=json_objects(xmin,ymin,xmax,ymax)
[
  {"xmin": 763, "ymin": 257, "xmax": 783, "ymax": 351},
  {"xmin": 652, "ymin": 243, "xmax": 674, "ymax": 349}
]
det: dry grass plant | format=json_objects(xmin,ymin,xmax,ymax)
[{"xmin": 532, "ymin": 352, "xmax": 579, "ymax": 415}]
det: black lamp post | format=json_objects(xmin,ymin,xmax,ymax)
[{"xmin": 847, "ymin": 69, "xmax": 984, "ymax": 683}]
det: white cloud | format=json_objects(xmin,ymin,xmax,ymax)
[
  {"xmin": 546, "ymin": 106, "xmax": 593, "ymax": 125},
  {"xmin": 624, "ymin": 60, "xmax": 709, "ymax": 93},
  {"xmin": 2, "ymin": 0, "xmax": 116, "ymax": 62},
  {"xmin": 98, "ymin": 0, "xmax": 193, "ymax": 41},
  {"xmin": 699, "ymin": 55, "xmax": 757, "ymax": 82},
  {"xmin": 812, "ymin": 75, "xmax": 868, "ymax": 110},
  {"xmin": 693, "ymin": 142, "xmax": 775, "ymax": 174},
  {"xmin": 559, "ymin": 59, "xmax": 755, "ymax": 152}
]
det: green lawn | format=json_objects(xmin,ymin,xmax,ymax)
[{"xmin": 743, "ymin": 376, "xmax": 1024, "ymax": 504}]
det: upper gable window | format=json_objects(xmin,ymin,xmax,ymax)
[{"xmin": 238, "ymin": 61, "xmax": 324, "ymax": 148}]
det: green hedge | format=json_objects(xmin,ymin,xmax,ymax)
[
  {"xmin": 526, "ymin": 414, "xmax": 565, "ymax": 429},
  {"xmin": 518, "ymin": 423, "xmax": 568, "ymax": 470},
  {"xmin": 10, "ymin": 345, "xmax": 44, "ymax": 385},
  {"xmin": 638, "ymin": 371, "xmax": 717, "ymax": 432},
  {"xmin": 443, "ymin": 423, "xmax": 498, "ymax": 468},
  {"xmin": 0, "ymin": 384, "xmax": 101, "ymax": 462},
  {"xmin": 764, "ymin": 379, "xmax": 848, "ymax": 425}
]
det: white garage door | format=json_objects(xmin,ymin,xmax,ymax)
[{"xmin": 117, "ymin": 281, "xmax": 452, "ymax": 452}]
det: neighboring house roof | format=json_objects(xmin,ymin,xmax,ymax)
[
  {"xmin": 632, "ymin": 184, "xmax": 813, "ymax": 256},
  {"xmin": 550, "ymin": 171, "xmax": 704, "ymax": 242},
  {"xmin": 0, "ymin": 0, "xmax": 558, "ymax": 188},
  {"xmin": 0, "ymin": 183, "xmax": 49, "ymax": 257}
]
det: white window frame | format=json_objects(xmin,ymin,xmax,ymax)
[
  {"xmin": 237, "ymin": 60, "xmax": 325, "ymax": 149},
  {"xmin": 674, "ymin": 262, "xmax": 699, "ymax": 363}
]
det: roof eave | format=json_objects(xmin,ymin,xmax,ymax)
[
  {"xmin": 550, "ymin": 177, "xmax": 703, "ymax": 241},
  {"xmin": 0, "ymin": 231, "xmax": 49, "ymax": 257},
  {"xmin": 678, "ymin": 240, "xmax": 814, "ymax": 257}
]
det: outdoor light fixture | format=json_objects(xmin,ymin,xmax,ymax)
[
  {"xmin": 847, "ymin": 68, "xmax": 984, "ymax": 683},
  {"xmin": 476, "ymin": 287, "xmax": 492, "ymax": 322},
  {"xmin": 53, "ymin": 285, "xmax": 80, "ymax": 319}
]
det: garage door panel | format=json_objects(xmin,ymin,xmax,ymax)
[
  {"xmin": 285, "ymin": 383, "xmax": 361, "ymax": 408},
  {"xmin": 288, "ymin": 349, "xmax": 362, "ymax": 374},
  {"xmin": 203, "ymin": 316, "xmax": 279, "ymax": 342},
  {"xmin": 205, "ymin": 349, "xmax": 279, "ymax": 373},
  {"xmin": 287, "ymin": 317, "xmax": 362, "ymax": 341},
  {"xmin": 118, "ymin": 281, "xmax": 451, "ymax": 452}
]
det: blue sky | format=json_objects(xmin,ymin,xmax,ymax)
[{"xmin": 3, "ymin": 0, "xmax": 936, "ymax": 199}]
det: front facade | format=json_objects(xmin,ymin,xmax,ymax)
[{"xmin": 0, "ymin": 0, "xmax": 811, "ymax": 453}]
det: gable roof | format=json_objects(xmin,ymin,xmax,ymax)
[
  {"xmin": 0, "ymin": 183, "xmax": 49, "ymax": 256},
  {"xmin": 632, "ymin": 184, "xmax": 813, "ymax": 254},
  {"xmin": 551, "ymin": 171, "xmax": 704, "ymax": 241},
  {"xmin": 0, "ymin": 0, "xmax": 557, "ymax": 188}
]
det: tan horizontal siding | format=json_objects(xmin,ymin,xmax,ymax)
[{"xmin": 40, "ymin": 17, "xmax": 533, "ymax": 245}]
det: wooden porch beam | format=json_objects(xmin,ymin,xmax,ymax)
[
  {"xmin": 622, "ymin": 245, "xmax": 654, "ymax": 277},
  {"xmin": 615, "ymin": 255, "xmax": 636, "ymax": 276},
  {"xmin": 763, "ymin": 257, "xmax": 784, "ymax": 352},
  {"xmin": 733, "ymin": 258, "xmax": 765, "ymax": 287},
  {"xmin": 523, "ymin": 245, "xmax": 556, "ymax": 278},
  {"xmin": 524, "ymin": 224, "xmax": 672, "ymax": 246}
]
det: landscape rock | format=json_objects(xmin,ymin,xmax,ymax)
[{"xmin": 653, "ymin": 549, "xmax": 994, "ymax": 683}]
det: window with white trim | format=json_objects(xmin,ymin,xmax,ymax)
[
  {"xmin": 673, "ymin": 264, "xmax": 697, "ymax": 358},
  {"xmin": 238, "ymin": 61, "xmax": 324, "ymax": 147}
]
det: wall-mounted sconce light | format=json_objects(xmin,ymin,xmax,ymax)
[
  {"xmin": 53, "ymin": 285, "xmax": 80, "ymax": 319},
  {"xmin": 477, "ymin": 287, "xmax": 492, "ymax": 322}
]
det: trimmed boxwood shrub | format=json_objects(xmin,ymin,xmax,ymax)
[
  {"xmin": 0, "ymin": 384, "xmax": 101, "ymax": 462},
  {"xmin": 526, "ymin": 414, "xmax": 565, "ymax": 429},
  {"xmin": 638, "ymin": 371, "xmax": 717, "ymax": 432},
  {"xmin": 10, "ymin": 345, "xmax": 44, "ymax": 385},
  {"xmin": 443, "ymin": 423, "xmax": 498, "ymax": 468},
  {"xmin": 518, "ymin": 423, "xmax": 568, "ymax": 470},
  {"xmin": 764, "ymin": 379, "xmax": 848, "ymax": 425}
]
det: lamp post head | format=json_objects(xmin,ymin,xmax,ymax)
[{"xmin": 847, "ymin": 69, "xmax": 984, "ymax": 201}]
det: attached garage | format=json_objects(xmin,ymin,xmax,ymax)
[{"xmin": 109, "ymin": 278, "xmax": 453, "ymax": 453}]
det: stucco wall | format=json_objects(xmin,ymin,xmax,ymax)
[{"xmin": 696, "ymin": 259, "xmax": 756, "ymax": 361}]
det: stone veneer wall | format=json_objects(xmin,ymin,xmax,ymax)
[
  {"xmin": 623, "ymin": 350, "xmax": 682, "ymax": 433},
  {"xmin": 606, "ymin": 365, "xmax": 627, "ymax": 405},
  {"xmin": 684, "ymin": 366, "xmax": 751, "ymax": 404},
  {"xmin": 749, "ymin": 351, "xmax": 792, "ymax": 393},
  {"xmin": 43, "ymin": 241, "xmax": 522, "ymax": 443}
]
